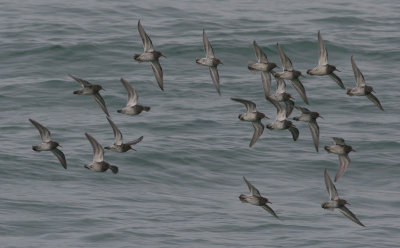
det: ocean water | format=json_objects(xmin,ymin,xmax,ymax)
[{"xmin": 1, "ymin": 0, "xmax": 399, "ymax": 247}]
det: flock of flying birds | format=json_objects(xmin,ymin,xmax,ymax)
[{"xmin": 29, "ymin": 20, "xmax": 384, "ymax": 227}]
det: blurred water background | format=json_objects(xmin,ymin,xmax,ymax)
[{"xmin": 1, "ymin": 0, "xmax": 399, "ymax": 247}]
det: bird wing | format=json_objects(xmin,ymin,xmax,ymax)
[
  {"xmin": 151, "ymin": 60, "xmax": 164, "ymax": 91},
  {"xmin": 332, "ymin": 137, "xmax": 345, "ymax": 145},
  {"xmin": 85, "ymin": 133, "xmax": 104, "ymax": 163},
  {"xmin": 253, "ymin": 40, "xmax": 269, "ymax": 63},
  {"xmin": 250, "ymin": 121, "xmax": 264, "ymax": 147},
  {"xmin": 328, "ymin": 73, "xmax": 345, "ymax": 89},
  {"xmin": 266, "ymin": 96, "xmax": 286, "ymax": 121},
  {"xmin": 261, "ymin": 205, "xmax": 279, "ymax": 219},
  {"xmin": 295, "ymin": 106, "xmax": 311, "ymax": 114},
  {"xmin": 126, "ymin": 136, "xmax": 144, "ymax": 146},
  {"xmin": 335, "ymin": 154, "xmax": 350, "ymax": 182},
  {"xmin": 209, "ymin": 66, "xmax": 221, "ymax": 95},
  {"xmin": 93, "ymin": 93, "xmax": 110, "ymax": 117},
  {"xmin": 290, "ymin": 78, "xmax": 309, "ymax": 104},
  {"xmin": 203, "ymin": 29, "xmax": 215, "ymax": 58},
  {"xmin": 68, "ymin": 74, "xmax": 92, "ymax": 87},
  {"xmin": 284, "ymin": 100, "xmax": 295, "ymax": 117},
  {"xmin": 366, "ymin": 93, "xmax": 384, "ymax": 111},
  {"xmin": 324, "ymin": 168, "xmax": 339, "ymax": 201},
  {"xmin": 276, "ymin": 43, "xmax": 293, "ymax": 71},
  {"xmin": 276, "ymin": 78, "xmax": 287, "ymax": 94},
  {"xmin": 289, "ymin": 126, "xmax": 299, "ymax": 141},
  {"xmin": 243, "ymin": 176, "xmax": 262, "ymax": 197},
  {"xmin": 351, "ymin": 56, "xmax": 366, "ymax": 87},
  {"xmin": 308, "ymin": 120, "xmax": 320, "ymax": 152},
  {"xmin": 120, "ymin": 78, "xmax": 138, "ymax": 107},
  {"xmin": 338, "ymin": 206, "xmax": 365, "ymax": 227},
  {"xmin": 138, "ymin": 20, "xmax": 154, "ymax": 52},
  {"xmin": 261, "ymin": 71, "xmax": 271, "ymax": 97},
  {"xmin": 106, "ymin": 116, "xmax": 123, "ymax": 146},
  {"xmin": 318, "ymin": 31, "xmax": 328, "ymax": 66},
  {"xmin": 29, "ymin": 119, "xmax": 51, "ymax": 143},
  {"xmin": 231, "ymin": 98, "xmax": 257, "ymax": 113},
  {"xmin": 51, "ymin": 148, "xmax": 67, "ymax": 169}
]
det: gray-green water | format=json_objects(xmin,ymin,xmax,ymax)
[{"xmin": 1, "ymin": 0, "xmax": 399, "ymax": 247}]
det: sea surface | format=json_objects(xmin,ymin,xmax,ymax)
[{"xmin": 1, "ymin": 0, "xmax": 399, "ymax": 247}]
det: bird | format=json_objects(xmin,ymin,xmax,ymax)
[
  {"xmin": 196, "ymin": 29, "xmax": 223, "ymax": 95},
  {"xmin": 231, "ymin": 98, "xmax": 268, "ymax": 147},
  {"xmin": 84, "ymin": 133, "xmax": 118, "ymax": 174},
  {"xmin": 117, "ymin": 78, "xmax": 150, "ymax": 115},
  {"xmin": 275, "ymin": 43, "xmax": 309, "ymax": 104},
  {"xmin": 293, "ymin": 106, "xmax": 322, "ymax": 152},
  {"xmin": 69, "ymin": 74, "xmax": 110, "ymax": 117},
  {"xmin": 239, "ymin": 176, "xmax": 279, "ymax": 219},
  {"xmin": 321, "ymin": 169, "xmax": 365, "ymax": 227},
  {"xmin": 29, "ymin": 119, "xmax": 67, "ymax": 169},
  {"xmin": 104, "ymin": 116, "xmax": 143, "ymax": 153},
  {"xmin": 266, "ymin": 96, "xmax": 299, "ymax": 141},
  {"xmin": 307, "ymin": 31, "xmax": 344, "ymax": 89},
  {"xmin": 324, "ymin": 137, "xmax": 355, "ymax": 182},
  {"xmin": 248, "ymin": 40, "xmax": 278, "ymax": 98},
  {"xmin": 347, "ymin": 56, "xmax": 384, "ymax": 111},
  {"xmin": 267, "ymin": 75, "xmax": 295, "ymax": 117},
  {"xmin": 134, "ymin": 20, "xmax": 166, "ymax": 91}
]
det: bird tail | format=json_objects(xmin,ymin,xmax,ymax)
[
  {"xmin": 346, "ymin": 89, "xmax": 353, "ymax": 96},
  {"xmin": 109, "ymin": 165, "xmax": 119, "ymax": 174},
  {"xmin": 143, "ymin": 106, "xmax": 150, "ymax": 112},
  {"xmin": 247, "ymin": 61, "xmax": 257, "ymax": 71},
  {"xmin": 239, "ymin": 194, "xmax": 247, "ymax": 203}
]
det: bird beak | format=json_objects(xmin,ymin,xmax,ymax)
[
  {"xmin": 335, "ymin": 68, "xmax": 341, "ymax": 72},
  {"xmin": 130, "ymin": 147, "xmax": 137, "ymax": 151},
  {"xmin": 352, "ymin": 148, "xmax": 356, "ymax": 152},
  {"xmin": 319, "ymin": 116, "xmax": 324, "ymax": 119},
  {"xmin": 161, "ymin": 53, "xmax": 167, "ymax": 58}
]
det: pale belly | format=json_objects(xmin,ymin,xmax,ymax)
[
  {"xmin": 136, "ymin": 52, "xmax": 155, "ymax": 62},
  {"xmin": 121, "ymin": 106, "xmax": 141, "ymax": 115},
  {"xmin": 87, "ymin": 162, "xmax": 109, "ymax": 172},
  {"xmin": 35, "ymin": 141, "xmax": 58, "ymax": 151},
  {"xmin": 248, "ymin": 62, "xmax": 269, "ymax": 71},
  {"xmin": 270, "ymin": 121, "xmax": 288, "ymax": 130},
  {"xmin": 271, "ymin": 93, "xmax": 290, "ymax": 102},
  {"xmin": 196, "ymin": 57, "xmax": 216, "ymax": 67},
  {"xmin": 276, "ymin": 71, "xmax": 297, "ymax": 80},
  {"xmin": 242, "ymin": 112, "xmax": 259, "ymax": 122},
  {"xmin": 348, "ymin": 87, "xmax": 366, "ymax": 96},
  {"xmin": 297, "ymin": 114, "xmax": 312, "ymax": 122},
  {"xmin": 326, "ymin": 145, "xmax": 345, "ymax": 155},
  {"xmin": 309, "ymin": 66, "xmax": 329, "ymax": 75}
]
